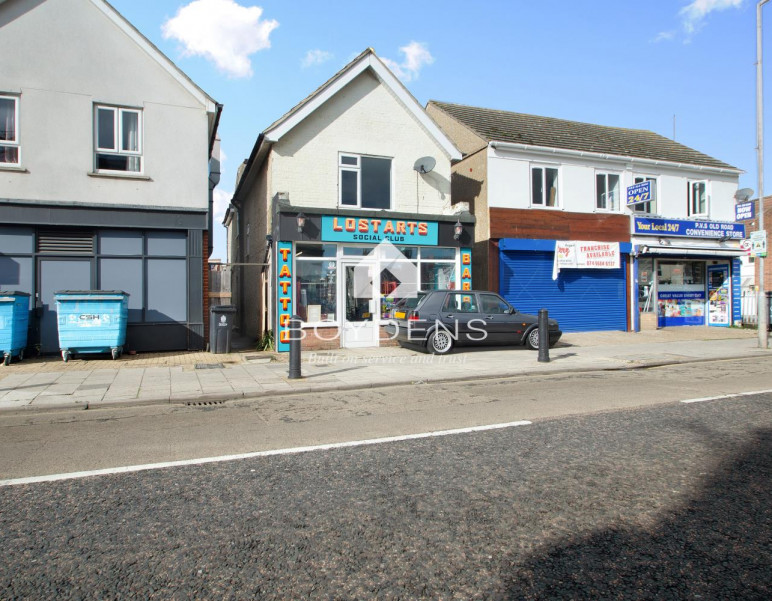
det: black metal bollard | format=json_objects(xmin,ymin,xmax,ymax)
[
  {"xmin": 538, "ymin": 309, "xmax": 550, "ymax": 363},
  {"xmin": 288, "ymin": 315, "xmax": 302, "ymax": 379}
]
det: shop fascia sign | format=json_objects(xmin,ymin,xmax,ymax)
[
  {"xmin": 321, "ymin": 215, "xmax": 439, "ymax": 245},
  {"xmin": 632, "ymin": 217, "xmax": 745, "ymax": 239},
  {"xmin": 552, "ymin": 241, "xmax": 620, "ymax": 280}
]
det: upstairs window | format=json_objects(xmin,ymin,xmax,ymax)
[
  {"xmin": 596, "ymin": 172, "xmax": 620, "ymax": 211},
  {"xmin": 630, "ymin": 176, "xmax": 657, "ymax": 214},
  {"xmin": 531, "ymin": 166, "xmax": 559, "ymax": 207},
  {"xmin": 95, "ymin": 105, "xmax": 142, "ymax": 173},
  {"xmin": 339, "ymin": 153, "xmax": 391, "ymax": 209},
  {"xmin": 0, "ymin": 95, "xmax": 19, "ymax": 165},
  {"xmin": 688, "ymin": 181, "xmax": 708, "ymax": 217}
]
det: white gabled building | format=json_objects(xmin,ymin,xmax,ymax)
[{"xmin": 227, "ymin": 49, "xmax": 473, "ymax": 351}]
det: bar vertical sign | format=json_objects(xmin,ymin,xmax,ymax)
[
  {"xmin": 461, "ymin": 248, "xmax": 472, "ymax": 290},
  {"xmin": 276, "ymin": 242, "xmax": 293, "ymax": 352}
]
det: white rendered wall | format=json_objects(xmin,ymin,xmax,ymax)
[
  {"xmin": 0, "ymin": 0, "xmax": 211, "ymax": 210},
  {"xmin": 270, "ymin": 71, "xmax": 453, "ymax": 214},
  {"xmin": 486, "ymin": 146, "xmax": 739, "ymax": 222}
]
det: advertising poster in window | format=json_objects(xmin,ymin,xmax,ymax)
[
  {"xmin": 707, "ymin": 264, "xmax": 730, "ymax": 327},
  {"xmin": 657, "ymin": 292, "xmax": 706, "ymax": 327}
]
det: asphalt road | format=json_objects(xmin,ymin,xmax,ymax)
[
  {"xmin": 1, "ymin": 356, "xmax": 771, "ymax": 480},
  {"xmin": 1, "ymin": 388, "xmax": 770, "ymax": 598}
]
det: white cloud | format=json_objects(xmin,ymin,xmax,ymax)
[
  {"xmin": 652, "ymin": 30, "xmax": 676, "ymax": 43},
  {"xmin": 162, "ymin": 0, "xmax": 278, "ymax": 78},
  {"xmin": 302, "ymin": 49, "xmax": 333, "ymax": 68},
  {"xmin": 679, "ymin": 0, "xmax": 743, "ymax": 35},
  {"xmin": 213, "ymin": 187, "xmax": 232, "ymax": 222},
  {"xmin": 382, "ymin": 41, "xmax": 435, "ymax": 82}
]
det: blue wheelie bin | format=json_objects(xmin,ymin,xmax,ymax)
[
  {"xmin": 54, "ymin": 291, "xmax": 129, "ymax": 362},
  {"xmin": 0, "ymin": 291, "xmax": 31, "ymax": 366}
]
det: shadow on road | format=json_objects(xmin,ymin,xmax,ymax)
[{"xmin": 498, "ymin": 427, "xmax": 772, "ymax": 600}]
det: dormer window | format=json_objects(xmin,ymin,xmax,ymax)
[
  {"xmin": 94, "ymin": 104, "xmax": 143, "ymax": 173},
  {"xmin": 339, "ymin": 153, "xmax": 391, "ymax": 209}
]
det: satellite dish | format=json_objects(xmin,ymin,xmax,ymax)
[
  {"xmin": 734, "ymin": 187, "xmax": 754, "ymax": 203},
  {"xmin": 413, "ymin": 156, "xmax": 436, "ymax": 174}
]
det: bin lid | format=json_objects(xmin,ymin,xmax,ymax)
[
  {"xmin": 210, "ymin": 304, "xmax": 237, "ymax": 313},
  {"xmin": 0, "ymin": 291, "xmax": 31, "ymax": 297},
  {"xmin": 55, "ymin": 290, "xmax": 129, "ymax": 295}
]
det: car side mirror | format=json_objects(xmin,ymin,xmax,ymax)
[{"xmin": 508, "ymin": 307, "xmax": 516, "ymax": 314}]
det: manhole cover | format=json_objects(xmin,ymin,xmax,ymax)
[{"xmin": 195, "ymin": 363, "xmax": 224, "ymax": 370}]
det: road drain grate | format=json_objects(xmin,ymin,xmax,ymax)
[
  {"xmin": 185, "ymin": 400, "xmax": 226, "ymax": 406},
  {"xmin": 195, "ymin": 363, "xmax": 224, "ymax": 370}
]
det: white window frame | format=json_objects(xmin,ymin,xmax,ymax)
[
  {"xmin": 530, "ymin": 164, "xmax": 560, "ymax": 208},
  {"xmin": 630, "ymin": 175, "xmax": 658, "ymax": 214},
  {"xmin": 94, "ymin": 104, "xmax": 143, "ymax": 174},
  {"xmin": 595, "ymin": 171, "xmax": 621, "ymax": 212},
  {"xmin": 0, "ymin": 94, "xmax": 20, "ymax": 166},
  {"xmin": 338, "ymin": 152, "xmax": 392, "ymax": 210},
  {"xmin": 687, "ymin": 180, "xmax": 709, "ymax": 217}
]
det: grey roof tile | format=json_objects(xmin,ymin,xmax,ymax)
[{"xmin": 429, "ymin": 101, "xmax": 738, "ymax": 171}]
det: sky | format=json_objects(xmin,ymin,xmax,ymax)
[{"xmin": 107, "ymin": 0, "xmax": 771, "ymax": 261}]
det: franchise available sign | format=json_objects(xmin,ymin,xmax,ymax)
[{"xmin": 552, "ymin": 241, "xmax": 621, "ymax": 280}]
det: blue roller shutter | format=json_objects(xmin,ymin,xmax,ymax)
[{"xmin": 499, "ymin": 250, "xmax": 627, "ymax": 332}]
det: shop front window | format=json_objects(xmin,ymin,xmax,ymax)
[
  {"xmin": 421, "ymin": 262, "xmax": 456, "ymax": 291},
  {"xmin": 657, "ymin": 260, "xmax": 706, "ymax": 326},
  {"xmin": 296, "ymin": 251, "xmax": 337, "ymax": 323}
]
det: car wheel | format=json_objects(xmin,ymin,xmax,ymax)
[
  {"xmin": 525, "ymin": 327, "xmax": 540, "ymax": 350},
  {"xmin": 427, "ymin": 330, "xmax": 454, "ymax": 355}
]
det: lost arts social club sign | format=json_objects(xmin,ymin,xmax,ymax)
[
  {"xmin": 321, "ymin": 216, "xmax": 439, "ymax": 245},
  {"xmin": 633, "ymin": 217, "xmax": 745, "ymax": 239}
]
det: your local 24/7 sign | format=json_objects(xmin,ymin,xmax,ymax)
[
  {"xmin": 626, "ymin": 181, "xmax": 654, "ymax": 206},
  {"xmin": 633, "ymin": 217, "xmax": 745, "ymax": 239}
]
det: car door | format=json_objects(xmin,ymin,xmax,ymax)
[
  {"xmin": 438, "ymin": 292, "xmax": 486, "ymax": 345},
  {"xmin": 478, "ymin": 292, "xmax": 517, "ymax": 344}
]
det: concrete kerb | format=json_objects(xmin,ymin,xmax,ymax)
[{"xmin": 0, "ymin": 329, "xmax": 766, "ymax": 415}]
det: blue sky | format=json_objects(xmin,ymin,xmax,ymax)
[{"xmin": 108, "ymin": 0, "xmax": 769, "ymax": 261}]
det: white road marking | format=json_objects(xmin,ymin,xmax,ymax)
[
  {"xmin": 0, "ymin": 420, "xmax": 532, "ymax": 487},
  {"xmin": 680, "ymin": 389, "xmax": 772, "ymax": 404}
]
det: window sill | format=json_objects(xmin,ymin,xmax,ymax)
[
  {"xmin": 88, "ymin": 171, "xmax": 152, "ymax": 181},
  {"xmin": 0, "ymin": 165, "xmax": 28, "ymax": 173},
  {"xmin": 529, "ymin": 205, "xmax": 563, "ymax": 210},
  {"xmin": 337, "ymin": 205, "xmax": 392, "ymax": 211}
]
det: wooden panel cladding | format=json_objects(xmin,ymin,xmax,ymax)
[{"xmin": 489, "ymin": 208, "xmax": 630, "ymax": 242}]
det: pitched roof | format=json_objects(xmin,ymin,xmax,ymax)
[
  {"xmin": 428, "ymin": 101, "xmax": 738, "ymax": 172},
  {"xmin": 233, "ymin": 49, "xmax": 461, "ymax": 201},
  {"xmin": 263, "ymin": 49, "xmax": 460, "ymax": 161}
]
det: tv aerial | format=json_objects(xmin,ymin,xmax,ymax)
[{"xmin": 413, "ymin": 156, "xmax": 436, "ymax": 175}]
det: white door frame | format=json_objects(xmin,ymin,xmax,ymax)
[{"xmin": 340, "ymin": 260, "xmax": 379, "ymax": 348}]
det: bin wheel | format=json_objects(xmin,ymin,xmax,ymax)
[
  {"xmin": 111, "ymin": 348, "xmax": 121, "ymax": 360},
  {"xmin": 62, "ymin": 350, "xmax": 70, "ymax": 363},
  {"xmin": 3, "ymin": 354, "xmax": 9, "ymax": 367}
]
